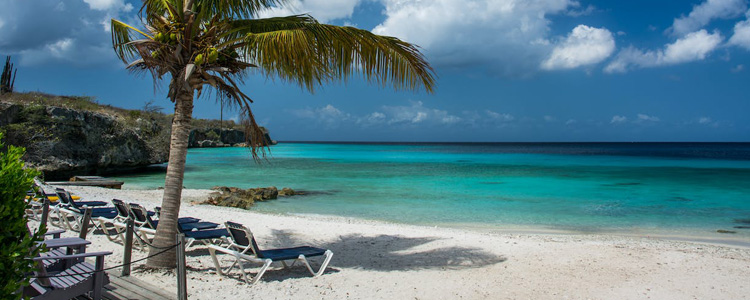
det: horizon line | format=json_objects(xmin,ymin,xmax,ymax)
[{"xmin": 277, "ymin": 140, "xmax": 750, "ymax": 144}]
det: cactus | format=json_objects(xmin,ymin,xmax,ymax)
[{"xmin": 1, "ymin": 56, "xmax": 17, "ymax": 94}]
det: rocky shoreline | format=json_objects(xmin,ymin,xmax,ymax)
[{"xmin": 0, "ymin": 93, "xmax": 274, "ymax": 180}]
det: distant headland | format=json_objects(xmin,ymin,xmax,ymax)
[{"xmin": 0, "ymin": 92, "xmax": 274, "ymax": 180}]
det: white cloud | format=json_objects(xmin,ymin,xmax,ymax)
[
  {"xmin": 605, "ymin": 30, "xmax": 723, "ymax": 73},
  {"xmin": 372, "ymin": 0, "xmax": 579, "ymax": 76},
  {"xmin": 731, "ymin": 64, "xmax": 745, "ymax": 72},
  {"xmin": 565, "ymin": 119, "xmax": 577, "ymax": 125},
  {"xmin": 46, "ymin": 39, "xmax": 74, "ymax": 57},
  {"xmin": 257, "ymin": 0, "xmax": 360, "ymax": 23},
  {"xmin": 611, "ymin": 115, "xmax": 627, "ymax": 124},
  {"xmin": 485, "ymin": 110, "xmax": 515, "ymax": 122},
  {"xmin": 663, "ymin": 30, "xmax": 723, "ymax": 63},
  {"xmin": 381, "ymin": 101, "xmax": 462, "ymax": 125},
  {"xmin": 543, "ymin": 115, "xmax": 556, "ymax": 122},
  {"xmin": 83, "ymin": 0, "xmax": 133, "ymax": 12},
  {"xmin": 541, "ymin": 25, "xmax": 615, "ymax": 70},
  {"xmin": 565, "ymin": 3, "xmax": 596, "ymax": 17},
  {"xmin": 669, "ymin": 0, "xmax": 747, "ymax": 36},
  {"xmin": 292, "ymin": 104, "xmax": 351, "ymax": 128},
  {"xmin": 695, "ymin": 116, "xmax": 721, "ymax": 127},
  {"xmin": 636, "ymin": 113, "xmax": 660, "ymax": 122},
  {"xmin": 728, "ymin": 11, "xmax": 750, "ymax": 49}
]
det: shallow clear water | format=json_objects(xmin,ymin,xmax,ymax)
[{"xmin": 112, "ymin": 143, "xmax": 750, "ymax": 238}]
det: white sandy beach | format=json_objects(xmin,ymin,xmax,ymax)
[{"xmin": 38, "ymin": 186, "xmax": 750, "ymax": 300}]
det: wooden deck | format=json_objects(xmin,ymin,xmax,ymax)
[
  {"xmin": 75, "ymin": 272, "xmax": 174, "ymax": 300},
  {"xmin": 48, "ymin": 176, "xmax": 124, "ymax": 189}
]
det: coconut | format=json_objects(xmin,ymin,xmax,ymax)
[
  {"xmin": 208, "ymin": 48, "xmax": 219, "ymax": 63},
  {"xmin": 194, "ymin": 54, "xmax": 204, "ymax": 65}
]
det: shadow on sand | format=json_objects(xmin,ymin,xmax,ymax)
[
  {"xmin": 182, "ymin": 229, "xmax": 506, "ymax": 283},
  {"xmin": 266, "ymin": 229, "xmax": 507, "ymax": 272}
]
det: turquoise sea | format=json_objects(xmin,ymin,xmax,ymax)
[{"xmin": 112, "ymin": 142, "xmax": 750, "ymax": 239}]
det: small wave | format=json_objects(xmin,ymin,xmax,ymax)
[
  {"xmin": 601, "ymin": 182, "xmax": 642, "ymax": 187},
  {"xmin": 667, "ymin": 196, "xmax": 693, "ymax": 202}
]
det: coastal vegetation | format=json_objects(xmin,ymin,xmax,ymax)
[
  {"xmin": 0, "ymin": 133, "xmax": 44, "ymax": 299},
  {"xmin": 110, "ymin": 0, "xmax": 436, "ymax": 268},
  {"xmin": 0, "ymin": 92, "xmax": 268, "ymax": 179}
]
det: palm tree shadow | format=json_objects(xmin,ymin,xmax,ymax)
[{"xmin": 265, "ymin": 230, "xmax": 507, "ymax": 272}]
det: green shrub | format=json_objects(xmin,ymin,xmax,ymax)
[
  {"xmin": 0, "ymin": 132, "xmax": 44, "ymax": 299},
  {"xmin": 205, "ymin": 130, "xmax": 220, "ymax": 141},
  {"xmin": 128, "ymin": 110, "xmax": 142, "ymax": 119}
]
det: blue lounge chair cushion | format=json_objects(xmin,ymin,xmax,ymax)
[
  {"xmin": 91, "ymin": 210, "xmax": 118, "ymax": 219},
  {"xmin": 152, "ymin": 220, "xmax": 219, "ymax": 231},
  {"xmin": 183, "ymin": 228, "xmax": 229, "ymax": 240},
  {"xmin": 178, "ymin": 217, "xmax": 201, "ymax": 224},
  {"xmin": 259, "ymin": 246, "xmax": 328, "ymax": 261},
  {"xmin": 75, "ymin": 201, "xmax": 108, "ymax": 207},
  {"xmin": 84, "ymin": 208, "xmax": 118, "ymax": 219}
]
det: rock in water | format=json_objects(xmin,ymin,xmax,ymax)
[
  {"xmin": 279, "ymin": 187, "xmax": 295, "ymax": 196},
  {"xmin": 202, "ymin": 186, "xmax": 280, "ymax": 209}
]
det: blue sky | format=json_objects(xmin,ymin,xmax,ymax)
[{"xmin": 1, "ymin": 0, "xmax": 749, "ymax": 142}]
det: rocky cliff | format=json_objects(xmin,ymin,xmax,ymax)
[
  {"xmin": 0, "ymin": 102, "xmax": 168, "ymax": 179},
  {"xmin": 0, "ymin": 93, "xmax": 273, "ymax": 180}
]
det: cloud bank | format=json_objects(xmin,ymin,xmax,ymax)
[
  {"xmin": 371, "ymin": 0, "xmax": 592, "ymax": 76},
  {"xmin": 668, "ymin": 0, "xmax": 747, "ymax": 36},
  {"xmin": 0, "ymin": 0, "xmax": 133, "ymax": 66}
]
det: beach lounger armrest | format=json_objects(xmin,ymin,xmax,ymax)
[
  {"xmin": 208, "ymin": 245, "xmax": 265, "ymax": 263},
  {"xmin": 32, "ymin": 251, "xmax": 112, "ymax": 261}
]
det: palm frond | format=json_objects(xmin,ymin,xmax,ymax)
[
  {"xmin": 140, "ymin": 0, "xmax": 181, "ymax": 19},
  {"xmin": 111, "ymin": 19, "xmax": 152, "ymax": 63},
  {"xmin": 240, "ymin": 23, "xmax": 436, "ymax": 93},
  {"xmin": 225, "ymin": 14, "xmax": 315, "ymax": 36}
]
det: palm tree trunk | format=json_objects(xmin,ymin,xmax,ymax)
[{"xmin": 147, "ymin": 86, "xmax": 195, "ymax": 268}]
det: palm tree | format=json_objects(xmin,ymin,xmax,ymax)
[{"xmin": 111, "ymin": 0, "xmax": 435, "ymax": 268}]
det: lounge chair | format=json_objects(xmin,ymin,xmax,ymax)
[
  {"xmin": 124, "ymin": 203, "xmax": 227, "ymax": 248},
  {"xmin": 128, "ymin": 203, "xmax": 219, "ymax": 232},
  {"xmin": 154, "ymin": 206, "xmax": 200, "ymax": 223},
  {"xmin": 26, "ymin": 251, "xmax": 112, "ymax": 300},
  {"xmin": 208, "ymin": 222, "xmax": 333, "ymax": 284},
  {"xmin": 93, "ymin": 199, "xmax": 134, "ymax": 245},
  {"xmin": 56, "ymin": 189, "xmax": 108, "ymax": 207},
  {"xmin": 56, "ymin": 193, "xmax": 118, "ymax": 232},
  {"xmin": 31, "ymin": 179, "xmax": 81, "ymax": 202}
]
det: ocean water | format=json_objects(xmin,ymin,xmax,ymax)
[{"xmin": 111, "ymin": 142, "xmax": 750, "ymax": 238}]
